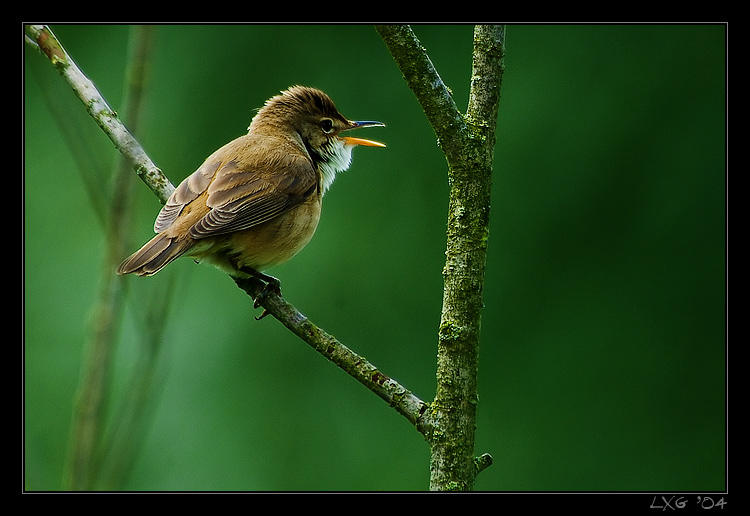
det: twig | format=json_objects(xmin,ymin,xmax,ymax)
[
  {"xmin": 26, "ymin": 24, "xmax": 432, "ymax": 435},
  {"xmin": 374, "ymin": 25, "xmax": 466, "ymax": 163},
  {"xmin": 24, "ymin": 25, "xmax": 174, "ymax": 204},
  {"xmin": 235, "ymin": 277, "xmax": 431, "ymax": 431},
  {"xmin": 58, "ymin": 25, "xmax": 158, "ymax": 491}
]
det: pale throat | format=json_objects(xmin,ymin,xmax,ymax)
[{"xmin": 319, "ymin": 138, "xmax": 354, "ymax": 195}]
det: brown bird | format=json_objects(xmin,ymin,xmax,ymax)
[{"xmin": 117, "ymin": 86, "xmax": 384, "ymax": 291}]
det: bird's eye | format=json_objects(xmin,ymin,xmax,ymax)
[{"xmin": 320, "ymin": 118, "xmax": 334, "ymax": 134}]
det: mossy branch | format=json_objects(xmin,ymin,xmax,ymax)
[
  {"xmin": 377, "ymin": 24, "xmax": 505, "ymax": 491},
  {"xmin": 235, "ymin": 277, "xmax": 431, "ymax": 430},
  {"xmin": 26, "ymin": 24, "xmax": 505, "ymax": 491}
]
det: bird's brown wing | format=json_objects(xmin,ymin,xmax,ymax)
[
  {"xmin": 153, "ymin": 159, "xmax": 218, "ymax": 233},
  {"xmin": 151, "ymin": 135, "xmax": 318, "ymax": 239},
  {"xmin": 192, "ymin": 137, "xmax": 318, "ymax": 239}
]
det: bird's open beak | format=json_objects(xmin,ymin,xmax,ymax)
[{"xmin": 341, "ymin": 120, "xmax": 386, "ymax": 147}]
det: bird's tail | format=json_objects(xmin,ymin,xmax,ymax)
[{"xmin": 116, "ymin": 233, "xmax": 192, "ymax": 276}]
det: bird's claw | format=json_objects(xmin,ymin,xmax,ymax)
[{"xmin": 252, "ymin": 277, "xmax": 282, "ymax": 320}]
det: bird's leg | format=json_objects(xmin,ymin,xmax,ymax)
[{"xmin": 234, "ymin": 266, "xmax": 282, "ymax": 319}]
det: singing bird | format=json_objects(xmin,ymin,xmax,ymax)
[{"xmin": 116, "ymin": 86, "xmax": 385, "ymax": 289}]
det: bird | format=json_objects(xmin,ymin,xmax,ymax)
[{"xmin": 116, "ymin": 85, "xmax": 385, "ymax": 294}]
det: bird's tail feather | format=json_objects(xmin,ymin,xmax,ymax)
[{"xmin": 116, "ymin": 233, "xmax": 192, "ymax": 276}]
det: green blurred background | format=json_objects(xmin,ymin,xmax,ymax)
[{"xmin": 24, "ymin": 24, "xmax": 726, "ymax": 491}]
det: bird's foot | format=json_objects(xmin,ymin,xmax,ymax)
[
  {"xmin": 235, "ymin": 267, "xmax": 282, "ymax": 319},
  {"xmin": 254, "ymin": 279, "xmax": 281, "ymax": 320}
]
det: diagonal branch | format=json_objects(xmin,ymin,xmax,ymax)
[
  {"xmin": 25, "ymin": 24, "xmax": 432, "ymax": 437},
  {"xmin": 374, "ymin": 25, "xmax": 467, "ymax": 163},
  {"xmin": 24, "ymin": 25, "xmax": 174, "ymax": 204},
  {"xmin": 235, "ymin": 278, "xmax": 431, "ymax": 431}
]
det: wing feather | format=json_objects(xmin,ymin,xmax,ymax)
[
  {"xmin": 151, "ymin": 134, "xmax": 318, "ymax": 240},
  {"xmin": 190, "ymin": 138, "xmax": 318, "ymax": 239},
  {"xmin": 154, "ymin": 160, "xmax": 219, "ymax": 233}
]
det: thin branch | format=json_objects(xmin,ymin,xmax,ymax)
[
  {"xmin": 235, "ymin": 278, "xmax": 431, "ymax": 431},
  {"xmin": 26, "ymin": 24, "xmax": 432, "ymax": 436},
  {"xmin": 467, "ymin": 25, "xmax": 506, "ymax": 138},
  {"xmin": 61, "ymin": 25, "xmax": 157, "ymax": 491},
  {"xmin": 375, "ymin": 25, "xmax": 466, "ymax": 163},
  {"xmin": 24, "ymin": 25, "xmax": 174, "ymax": 204}
]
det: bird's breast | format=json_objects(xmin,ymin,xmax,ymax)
[{"xmin": 194, "ymin": 195, "xmax": 322, "ymax": 275}]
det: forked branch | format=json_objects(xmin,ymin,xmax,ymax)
[{"xmin": 25, "ymin": 24, "xmax": 505, "ymax": 491}]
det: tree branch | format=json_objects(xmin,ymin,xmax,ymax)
[
  {"xmin": 52, "ymin": 25, "xmax": 159, "ymax": 491},
  {"xmin": 24, "ymin": 25, "xmax": 174, "ymax": 204},
  {"xmin": 27, "ymin": 24, "xmax": 505, "ymax": 491},
  {"xmin": 374, "ymin": 25, "xmax": 467, "ymax": 163},
  {"xmin": 25, "ymin": 23, "xmax": 432, "ymax": 437},
  {"xmin": 376, "ymin": 24, "xmax": 505, "ymax": 491},
  {"xmin": 234, "ymin": 278, "xmax": 431, "ymax": 431},
  {"xmin": 467, "ymin": 25, "xmax": 505, "ymax": 138}
]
